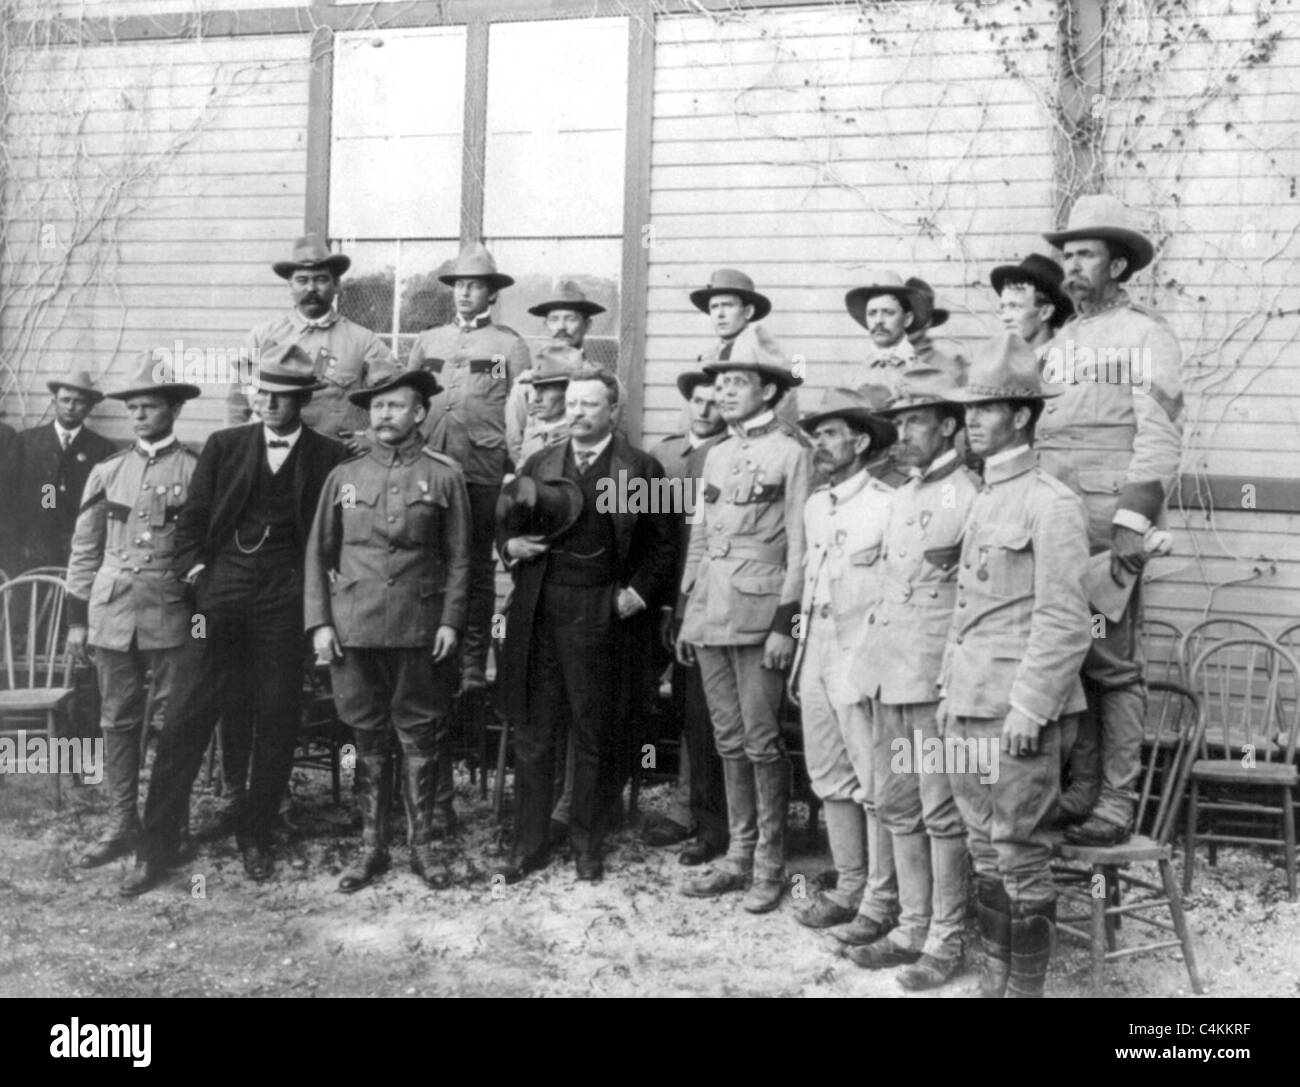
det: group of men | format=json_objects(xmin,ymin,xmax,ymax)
[{"xmin": 2, "ymin": 189, "xmax": 1183, "ymax": 999}]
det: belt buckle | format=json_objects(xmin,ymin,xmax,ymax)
[{"xmin": 708, "ymin": 539, "xmax": 730, "ymax": 558}]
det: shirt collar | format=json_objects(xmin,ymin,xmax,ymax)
[
  {"xmin": 54, "ymin": 422, "xmax": 82, "ymax": 444},
  {"xmin": 1074, "ymin": 288, "xmax": 1129, "ymax": 322},
  {"xmin": 570, "ymin": 432, "xmax": 613, "ymax": 461},
  {"xmin": 825, "ymin": 465, "xmax": 873, "ymax": 504},
  {"xmin": 137, "ymin": 433, "xmax": 177, "ymax": 458},
  {"xmin": 863, "ymin": 338, "xmax": 917, "ymax": 368},
  {"xmin": 983, "ymin": 444, "xmax": 1036, "ymax": 485},
  {"xmin": 917, "ymin": 448, "xmax": 959, "ymax": 481},
  {"xmin": 731, "ymin": 409, "xmax": 775, "ymax": 438},
  {"xmin": 369, "ymin": 428, "xmax": 425, "ymax": 464},
  {"xmin": 292, "ymin": 307, "xmax": 340, "ymax": 332},
  {"xmin": 456, "ymin": 312, "xmax": 492, "ymax": 332},
  {"xmin": 264, "ymin": 425, "xmax": 302, "ymax": 449}
]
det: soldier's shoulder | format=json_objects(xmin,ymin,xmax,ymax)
[
  {"xmin": 421, "ymin": 447, "xmax": 465, "ymax": 474},
  {"xmin": 99, "ymin": 445, "xmax": 133, "ymax": 465},
  {"xmin": 1033, "ymin": 467, "xmax": 1084, "ymax": 502}
]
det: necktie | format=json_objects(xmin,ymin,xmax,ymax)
[
  {"xmin": 576, "ymin": 450, "xmax": 594, "ymax": 473},
  {"xmin": 59, "ymin": 431, "xmax": 70, "ymax": 451},
  {"xmin": 268, "ymin": 440, "xmax": 290, "ymax": 449}
]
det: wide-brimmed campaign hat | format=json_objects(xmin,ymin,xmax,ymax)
[
  {"xmin": 905, "ymin": 277, "xmax": 950, "ymax": 329},
  {"xmin": 798, "ymin": 385, "xmax": 897, "ymax": 449},
  {"xmin": 689, "ymin": 269, "xmax": 772, "ymax": 323},
  {"xmin": 107, "ymin": 352, "xmax": 201, "ymax": 403},
  {"xmin": 253, "ymin": 343, "xmax": 328, "ymax": 394},
  {"xmin": 1042, "ymin": 193, "xmax": 1155, "ymax": 280},
  {"xmin": 47, "ymin": 368, "xmax": 105, "ymax": 404},
  {"xmin": 877, "ymin": 366, "xmax": 965, "ymax": 416},
  {"xmin": 844, "ymin": 272, "xmax": 924, "ymax": 330},
  {"xmin": 948, "ymin": 332, "xmax": 1063, "ymax": 404},
  {"xmin": 528, "ymin": 281, "xmax": 606, "ymax": 318},
  {"xmin": 989, "ymin": 253, "xmax": 1075, "ymax": 327},
  {"xmin": 347, "ymin": 368, "xmax": 442, "ymax": 408},
  {"xmin": 496, "ymin": 475, "xmax": 583, "ymax": 543},
  {"xmin": 700, "ymin": 343, "xmax": 802, "ymax": 391},
  {"xmin": 437, "ymin": 242, "xmax": 514, "ymax": 290},
  {"xmin": 528, "ymin": 344, "xmax": 582, "ymax": 387},
  {"xmin": 675, "ymin": 369, "xmax": 714, "ymax": 400},
  {"xmin": 272, "ymin": 233, "xmax": 351, "ymax": 281}
]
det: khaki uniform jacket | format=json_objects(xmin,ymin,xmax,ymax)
[
  {"xmin": 407, "ymin": 317, "xmax": 532, "ymax": 485},
  {"xmin": 679, "ymin": 414, "xmax": 812, "ymax": 646},
  {"xmin": 228, "ymin": 310, "xmax": 398, "ymax": 441},
  {"xmin": 304, "ymin": 432, "xmax": 472, "ymax": 648},
  {"xmin": 939, "ymin": 446, "xmax": 1091, "ymax": 723},
  {"xmin": 1038, "ymin": 292, "xmax": 1183, "ymax": 550},
  {"xmin": 66, "ymin": 440, "xmax": 199, "ymax": 651},
  {"xmin": 853, "ymin": 451, "xmax": 980, "ymax": 705},
  {"xmin": 793, "ymin": 467, "xmax": 893, "ymax": 704}
]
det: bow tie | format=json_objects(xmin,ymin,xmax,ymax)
[{"xmin": 268, "ymin": 440, "xmax": 290, "ymax": 449}]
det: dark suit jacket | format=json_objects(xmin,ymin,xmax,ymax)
[
  {"xmin": 174, "ymin": 423, "xmax": 347, "ymax": 577},
  {"xmin": 496, "ymin": 434, "xmax": 678, "ymax": 728},
  {"xmin": 12, "ymin": 422, "xmax": 117, "ymax": 569}
]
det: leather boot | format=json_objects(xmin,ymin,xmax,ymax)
[
  {"xmin": 81, "ymin": 729, "xmax": 142, "ymax": 868},
  {"xmin": 745, "ymin": 758, "xmax": 790, "ymax": 914},
  {"xmin": 975, "ymin": 876, "xmax": 1012, "ymax": 998},
  {"xmin": 683, "ymin": 756, "xmax": 755, "ymax": 897},
  {"xmin": 404, "ymin": 752, "xmax": 451, "ymax": 890},
  {"xmin": 1007, "ymin": 899, "xmax": 1056, "ymax": 999},
  {"xmin": 338, "ymin": 752, "xmax": 392, "ymax": 893}
]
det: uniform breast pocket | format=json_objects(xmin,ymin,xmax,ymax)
[
  {"xmin": 339, "ymin": 482, "xmax": 380, "ymax": 544},
  {"xmin": 981, "ymin": 526, "xmax": 1034, "ymax": 598},
  {"xmin": 320, "ymin": 352, "xmax": 362, "ymax": 391},
  {"xmin": 730, "ymin": 574, "xmax": 782, "ymax": 635},
  {"xmin": 401, "ymin": 484, "xmax": 447, "ymax": 545}
]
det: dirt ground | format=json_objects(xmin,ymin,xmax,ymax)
[{"xmin": 1, "ymin": 756, "xmax": 1297, "ymax": 1000}]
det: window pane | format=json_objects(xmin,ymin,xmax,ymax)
[
  {"xmin": 484, "ymin": 18, "xmax": 628, "ymax": 238},
  {"xmin": 336, "ymin": 240, "xmax": 397, "ymax": 337},
  {"xmin": 331, "ymin": 28, "xmax": 466, "ymax": 239},
  {"xmin": 486, "ymin": 238, "xmax": 621, "ymax": 369}
]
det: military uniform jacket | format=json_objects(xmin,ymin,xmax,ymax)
[
  {"xmin": 792, "ymin": 466, "xmax": 893, "ymax": 703},
  {"xmin": 1039, "ymin": 292, "xmax": 1183, "ymax": 551},
  {"xmin": 228, "ymin": 309, "xmax": 398, "ymax": 441},
  {"xmin": 938, "ymin": 446, "xmax": 1090, "ymax": 723},
  {"xmin": 305, "ymin": 433, "xmax": 472, "ymax": 648},
  {"xmin": 12, "ymin": 422, "xmax": 117, "ymax": 563},
  {"xmin": 679, "ymin": 414, "xmax": 812, "ymax": 646},
  {"xmin": 853, "ymin": 451, "xmax": 980, "ymax": 705},
  {"xmin": 860, "ymin": 338, "xmax": 966, "ymax": 395},
  {"xmin": 407, "ymin": 317, "xmax": 532, "ymax": 485},
  {"xmin": 66, "ymin": 440, "xmax": 198, "ymax": 651}
]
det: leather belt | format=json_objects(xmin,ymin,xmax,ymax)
[{"xmin": 707, "ymin": 538, "xmax": 784, "ymax": 564}]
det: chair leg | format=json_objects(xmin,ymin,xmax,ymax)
[
  {"xmin": 1184, "ymin": 779, "xmax": 1198, "ymax": 895},
  {"xmin": 1089, "ymin": 866, "xmax": 1107, "ymax": 997},
  {"xmin": 1159, "ymin": 857, "xmax": 1203, "ymax": 994},
  {"xmin": 1105, "ymin": 866, "xmax": 1119, "ymax": 949},
  {"xmin": 492, "ymin": 712, "xmax": 510, "ymax": 822},
  {"xmin": 1281, "ymin": 786, "xmax": 1296, "ymax": 902}
]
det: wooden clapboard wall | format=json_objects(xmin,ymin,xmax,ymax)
[{"xmin": 0, "ymin": 33, "xmax": 312, "ymax": 445}]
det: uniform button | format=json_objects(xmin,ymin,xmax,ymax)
[
  {"xmin": 388, "ymin": 544, "xmax": 397, "ymax": 553},
  {"xmin": 387, "ymin": 515, "xmax": 396, "ymax": 523},
  {"xmin": 928, "ymin": 589, "xmax": 938, "ymax": 598},
  {"xmin": 386, "ymin": 578, "xmax": 395, "ymax": 586},
  {"xmin": 956, "ymin": 636, "xmax": 963, "ymax": 645},
  {"xmin": 391, "ymin": 486, "xmax": 399, "ymax": 493},
  {"xmin": 731, "ymin": 466, "xmax": 740, "ymax": 474},
  {"xmin": 138, "ymin": 510, "xmax": 148, "ymax": 518},
  {"xmin": 897, "ymin": 548, "xmax": 907, "ymax": 558},
  {"xmin": 880, "ymin": 618, "xmax": 889, "ymax": 626},
  {"xmin": 143, "ymin": 555, "xmax": 152, "ymax": 563},
  {"xmin": 958, "ymin": 600, "xmax": 966, "ymax": 608},
  {"xmin": 906, "ymin": 517, "xmax": 914, "ymax": 525}
]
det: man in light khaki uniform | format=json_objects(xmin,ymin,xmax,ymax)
[
  {"xmin": 1039, "ymin": 195, "xmax": 1184, "ymax": 846},
  {"xmin": 787, "ymin": 388, "xmax": 896, "ymax": 931},
  {"xmin": 66, "ymin": 356, "xmax": 202, "ymax": 868},
  {"xmin": 677, "ymin": 352, "xmax": 811, "ymax": 913},
  {"xmin": 844, "ymin": 367, "xmax": 979, "ymax": 990},
  {"xmin": 938, "ymin": 332, "xmax": 1092, "ymax": 999}
]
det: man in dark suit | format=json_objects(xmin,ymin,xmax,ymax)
[
  {"xmin": 121, "ymin": 345, "xmax": 347, "ymax": 895},
  {"xmin": 494, "ymin": 364, "xmax": 677, "ymax": 883},
  {"xmin": 11, "ymin": 369, "xmax": 116, "ymax": 571}
]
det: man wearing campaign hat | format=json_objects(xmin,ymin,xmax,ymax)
[
  {"xmin": 229, "ymin": 234, "xmax": 397, "ymax": 447},
  {"xmin": 642, "ymin": 371, "xmax": 729, "ymax": 862},
  {"xmin": 65, "ymin": 355, "xmax": 201, "ymax": 869},
  {"xmin": 1039, "ymin": 194, "xmax": 1184, "ymax": 847},
  {"xmin": 990, "ymin": 254, "xmax": 1074, "ymax": 354},
  {"xmin": 677, "ymin": 349, "xmax": 811, "ymax": 913},
  {"xmin": 11, "ymin": 367, "xmax": 117, "ymax": 571},
  {"xmin": 691, "ymin": 268, "xmax": 801, "ymax": 428},
  {"xmin": 786, "ymin": 387, "xmax": 896, "ymax": 932},
  {"xmin": 935, "ymin": 332, "xmax": 1092, "ymax": 998},
  {"xmin": 506, "ymin": 281, "xmax": 620, "ymax": 464},
  {"xmin": 122, "ymin": 345, "xmax": 348, "ymax": 895},
  {"xmin": 494, "ymin": 365, "xmax": 677, "ymax": 883},
  {"xmin": 838, "ymin": 368, "xmax": 979, "ymax": 990},
  {"xmin": 847, "ymin": 272, "xmax": 961, "ymax": 389},
  {"xmin": 305, "ymin": 369, "xmax": 471, "ymax": 892},
  {"xmin": 407, "ymin": 241, "xmax": 532, "ymax": 696},
  {"xmin": 514, "ymin": 344, "xmax": 580, "ymax": 466}
]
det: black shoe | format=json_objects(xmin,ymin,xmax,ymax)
[
  {"xmin": 844, "ymin": 941, "xmax": 923, "ymax": 970},
  {"xmin": 679, "ymin": 838, "xmax": 726, "ymax": 867},
  {"xmin": 338, "ymin": 849, "xmax": 389, "ymax": 894},
  {"xmin": 642, "ymin": 814, "xmax": 691, "ymax": 847},
  {"xmin": 79, "ymin": 836, "xmax": 137, "ymax": 869},
  {"xmin": 830, "ymin": 914, "xmax": 897, "ymax": 947},
  {"xmin": 241, "ymin": 845, "xmax": 273, "ymax": 881},
  {"xmin": 575, "ymin": 854, "xmax": 604, "ymax": 882},
  {"xmin": 411, "ymin": 844, "xmax": 451, "ymax": 890},
  {"xmin": 1064, "ymin": 815, "xmax": 1131, "ymax": 847},
  {"xmin": 494, "ymin": 850, "xmax": 548, "ymax": 885},
  {"xmin": 431, "ymin": 806, "xmax": 459, "ymax": 840},
  {"xmin": 119, "ymin": 860, "xmax": 166, "ymax": 898},
  {"xmin": 1048, "ymin": 804, "xmax": 1091, "ymax": 830},
  {"xmin": 549, "ymin": 819, "xmax": 570, "ymax": 849}
]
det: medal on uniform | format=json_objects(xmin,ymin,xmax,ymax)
[{"xmin": 919, "ymin": 510, "xmax": 932, "ymax": 531}]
